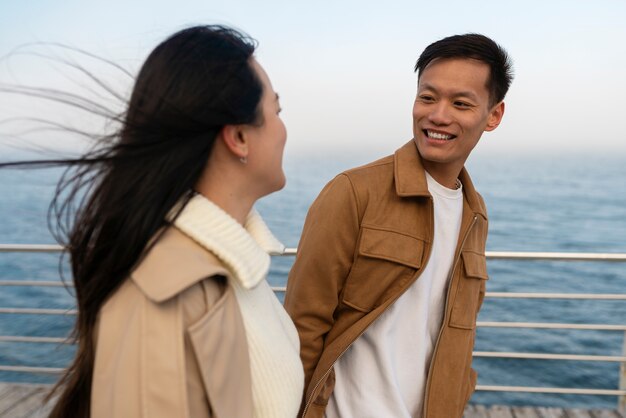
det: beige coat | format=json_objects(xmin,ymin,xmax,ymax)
[{"xmin": 91, "ymin": 226, "xmax": 253, "ymax": 418}]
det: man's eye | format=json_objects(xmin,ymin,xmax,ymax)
[
  {"xmin": 419, "ymin": 95, "xmax": 435, "ymax": 102},
  {"xmin": 454, "ymin": 101, "xmax": 471, "ymax": 108}
]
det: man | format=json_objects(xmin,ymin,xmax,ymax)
[{"xmin": 284, "ymin": 33, "xmax": 513, "ymax": 418}]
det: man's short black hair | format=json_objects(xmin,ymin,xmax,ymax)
[{"xmin": 414, "ymin": 33, "xmax": 514, "ymax": 106}]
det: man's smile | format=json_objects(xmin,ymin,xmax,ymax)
[{"xmin": 424, "ymin": 129, "xmax": 457, "ymax": 141}]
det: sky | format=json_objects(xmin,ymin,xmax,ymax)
[{"xmin": 1, "ymin": 0, "xmax": 625, "ymax": 159}]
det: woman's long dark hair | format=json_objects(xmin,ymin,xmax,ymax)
[{"xmin": 1, "ymin": 25, "xmax": 263, "ymax": 417}]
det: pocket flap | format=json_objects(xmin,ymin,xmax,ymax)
[
  {"xmin": 462, "ymin": 251, "xmax": 488, "ymax": 280},
  {"xmin": 359, "ymin": 227, "xmax": 423, "ymax": 269}
]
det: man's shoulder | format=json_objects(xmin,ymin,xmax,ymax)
[{"xmin": 340, "ymin": 154, "xmax": 395, "ymax": 184}]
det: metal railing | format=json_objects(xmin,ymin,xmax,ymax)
[{"xmin": 1, "ymin": 244, "xmax": 625, "ymax": 412}]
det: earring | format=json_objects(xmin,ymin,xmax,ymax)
[{"xmin": 240, "ymin": 156, "xmax": 248, "ymax": 164}]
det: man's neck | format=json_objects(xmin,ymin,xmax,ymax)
[{"xmin": 422, "ymin": 163, "xmax": 462, "ymax": 190}]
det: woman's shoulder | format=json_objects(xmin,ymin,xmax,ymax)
[{"xmin": 130, "ymin": 226, "xmax": 231, "ymax": 303}]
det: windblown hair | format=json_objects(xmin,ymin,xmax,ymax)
[
  {"xmin": 1, "ymin": 25, "xmax": 263, "ymax": 417},
  {"xmin": 414, "ymin": 33, "xmax": 514, "ymax": 106}
]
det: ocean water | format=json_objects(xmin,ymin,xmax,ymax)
[{"xmin": 0, "ymin": 149, "xmax": 624, "ymax": 409}]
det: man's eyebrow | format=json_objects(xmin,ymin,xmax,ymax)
[
  {"xmin": 275, "ymin": 93, "xmax": 280, "ymax": 101},
  {"xmin": 419, "ymin": 83, "xmax": 479, "ymax": 101},
  {"xmin": 418, "ymin": 82, "xmax": 437, "ymax": 91}
]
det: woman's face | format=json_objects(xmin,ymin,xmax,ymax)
[{"xmin": 244, "ymin": 59, "xmax": 287, "ymax": 197}]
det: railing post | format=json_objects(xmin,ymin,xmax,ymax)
[{"xmin": 617, "ymin": 331, "xmax": 626, "ymax": 417}]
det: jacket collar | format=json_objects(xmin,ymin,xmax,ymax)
[
  {"xmin": 132, "ymin": 194, "xmax": 284, "ymax": 302},
  {"xmin": 394, "ymin": 139, "xmax": 487, "ymax": 219}
]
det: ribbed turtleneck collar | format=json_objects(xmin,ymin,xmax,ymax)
[{"xmin": 173, "ymin": 194, "xmax": 285, "ymax": 290}]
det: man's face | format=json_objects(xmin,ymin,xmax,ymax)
[{"xmin": 412, "ymin": 58, "xmax": 504, "ymax": 180}]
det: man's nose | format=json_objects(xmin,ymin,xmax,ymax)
[{"xmin": 428, "ymin": 103, "xmax": 452, "ymax": 125}]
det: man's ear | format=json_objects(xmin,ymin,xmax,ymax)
[
  {"xmin": 485, "ymin": 101, "xmax": 505, "ymax": 132},
  {"xmin": 220, "ymin": 125, "xmax": 248, "ymax": 159}
]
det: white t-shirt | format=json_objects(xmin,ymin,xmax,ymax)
[{"xmin": 325, "ymin": 172, "xmax": 464, "ymax": 418}]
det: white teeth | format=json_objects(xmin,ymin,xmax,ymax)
[{"xmin": 427, "ymin": 130, "xmax": 453, "ymax": 140}]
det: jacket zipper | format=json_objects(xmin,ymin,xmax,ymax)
[
  {"xmin": 422, "ymin": 214, "xmax": 477, "ymax": 418},
  {"xmin": 301, "ymin": 201, "xmax": 438, "ymax": 418}
]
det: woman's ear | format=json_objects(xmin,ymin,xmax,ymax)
[{"xmin": 220, "ymin": 125, "xmax": 248, "ymax": 159}]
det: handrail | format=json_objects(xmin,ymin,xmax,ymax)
[
  {"xmin": 472, "ymin": 351, "xmax": 626, "ymax": 362},
  {"xmin": 0, "ymin": 308, "xmax": 626, "ymax": 331},
  {"xmin": 2, "ymin": 281, "xmax": 626, "ymax": 302},
  {"xmin": 485, "ymin": 251, "xmax": 626, "ymax": 261},
  {"xmin": 476, "ymin": 385, "xmax": 626, "ymax": 396},
  {"xmin": 0, "ymin": 244, "xmax": 63, "ymax": 252},
  {"xmin": 1, "ymin": 246, "xmax": 625, "ymax": 407},
  {"xmin": 1, "ymin": 334, "xmax": 623, "ymax": 363},
  {"xmin": 3, "ymin": 307, "xmax": 625, "ymax": 330},
  {"xmin": 0, "ymin": 365, "xmax": 64, "ymax": 374},
  {"xmin": 0, "ymin": 336, "xmax": 68, "ymax": 344},
  {"xmin": 4, "ymin": 281, "xmax": 626, "ymax": 304},
  {"xmin": 3, "ymin": 367, "xmax": 626, "ymax": 397},
  {"xmin": 0, "ymin": 280, "xmax": 68, "ymax": 287},
  {"xmin": 0, "ymin": 308, "xmax": 76, "ymax": 315},
  {"xmin": 7, "ymin": 365, "xmax": 622, "ymax": 397},
  {"xmin": 2, "ymin": 244, "xmax": 626, "ymax": 261},
  {"xmin": 477, "ymin": 322, "xmax": 626, "ymax": 331},
  {"xmin": 484, "ymin": 292, "xmax": 626, "ymax": 300}
]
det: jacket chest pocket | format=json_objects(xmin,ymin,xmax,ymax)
[
  {"xmin": 342, "ymin": 227, "xmax": 424, "ymax": 312},
  {"xmin": 448, "ymin": 251, "xmax": 488, "ymax": 329}
]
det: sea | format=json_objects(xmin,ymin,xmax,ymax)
[{"xmin": 0, "ymin": 148, "xmax": 625, "ymax": 409}]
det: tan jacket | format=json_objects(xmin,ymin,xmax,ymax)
[
  {"xmin": 284, "ymin": 140, "xmax": 489, "ymax": 418},
  {"xmin": 91, "ymin": 227, "xmax": 253, "ymax": 418}
]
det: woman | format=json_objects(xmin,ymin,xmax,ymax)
[{"xmin": 3, "ymin": 25, "xmax": 304, "ymax": 417}]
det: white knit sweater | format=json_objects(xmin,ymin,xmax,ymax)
[{"xmin": 174, "ymin": 194, "xmax": 304, "ymax": 418}]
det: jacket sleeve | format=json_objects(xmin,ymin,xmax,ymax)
[{"xmin": 284, "ymin": 173, "xmax": 361, "ymax": 399}]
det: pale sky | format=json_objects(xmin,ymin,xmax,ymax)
[{"xmin": 1, "ymin": 0, "xmax": 625, "ymax": 159}]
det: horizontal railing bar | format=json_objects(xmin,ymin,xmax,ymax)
[
  {"xmin": 2, "ymin": 282, "xmax": 625, "ymax": 303},
  {"xmin": 0, "ymin": 280, "xmax": 69, "ymax": 287},
  {"xmin": 0, "ymin": 365, "xmax": 64, "ymax": 374},
  {"xmin": 280, "ymin": 249, "xmax": 626, "ymax": 260},
  {"xmin": 477, "ymin": 321, "xmax": 626, "ymax": 331},
  {"xmin": 2, "ymin": 334, "xmax": 624, "ymax": 364},
  {"xmin": 2, "ymin": 366, "xmax": 625, "ymax": 395},
  {"xmin": 268, "ymin": 288, "xmax": 626, "ymax": 300},
  {"xmin": 2, "ymin": 280, "xmax": 625, "ymax": 304},
  {"xmin": 0, "ymin": 244, "xmax": 63, "ymax": 252},
  {"xmin": 272, "ymin": 288, "xmax": 626, "ymax": 300},
  {"xmin": 2, "ymin": 244, "xmax": 626, "ymax": 261},
  {"xmin": 475, "ymin": 385, "xmax": 626, "ymax": 396},
  {"xmin": 5, "ymin": 282, "xmax": 626, "ymax": 304},
  {"xmin": 283, "ymin": 249, "xmax": 626, "ymax": 261},
  {"xmin": 2, "ymin": 308, "xmax": 626, "ymax": 333},
  {"xmin": 485, "ymin": 251, "xmax": 626, "ymax": 261},
  {"xmin": 473, "ymin": 351, "xmax": 626, "ymax": 362},
  {"xmin": 485, "ymin": 292, "xmax": 626, "ymax": 300},
  {"xmin": 0, "ymin": 336, "xmax": 69, "ymax": 344},
  {"xmin": 0, "ymin": 308, "xmax": 76, "ymax": 315}
]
